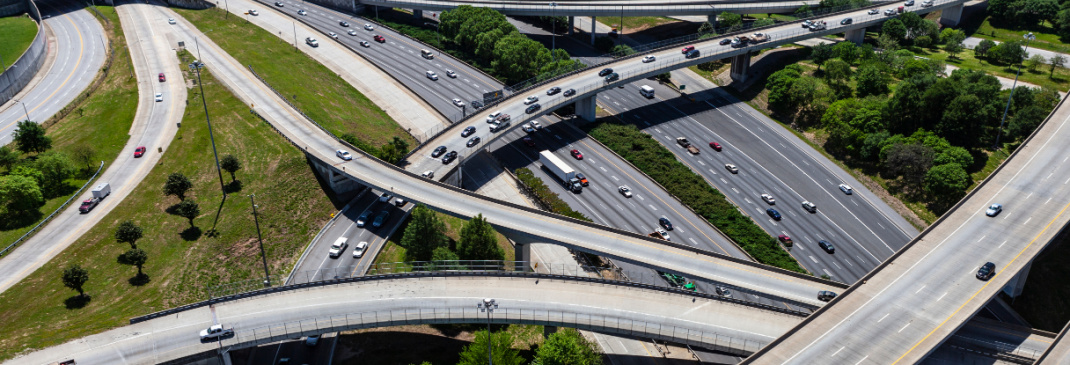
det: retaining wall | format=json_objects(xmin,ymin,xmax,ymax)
[{"xmin": 0, "ymin": 6, "xmax": 45, "ymax": 106}]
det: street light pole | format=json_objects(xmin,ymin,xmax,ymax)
[
  {"xmin": 249, "ymin": 194, "xmax": 271, "ymax": 287},
  {"xmin": 14, "ymin": 99, "xmax": 30, "ymax": 122},
  {"xmin": 293, "ymin": 22, "xmax": 298, "ymax": 49},
  {"xmin": 189, "ymin": 62, "xmax": 229, "ymax": 198},
  {"xmin": 550, "ymin": 2, "xmax": 557, "ymax": 62},
  {"xmin": 994, "ymin": 32, "xmax": 1035, "ymax": 150},
  {"xmin": 478, "ymin": 298, "xmax": 498, "ymax": 364}
]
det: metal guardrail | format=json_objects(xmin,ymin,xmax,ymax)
[
  {"xmin": 1, "ymin": 161, "xmax": 105, "ymax": 258},
  {"xmin": 132, "ymin": 266, "xmax": 810, "ymax": 324}
]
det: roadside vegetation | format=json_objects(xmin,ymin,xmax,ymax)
[
  {"xmin": 0, "ymin": 14, "xmax": 37, "ymax": 66},
  {"xmin": 174, "ymin": 7, "xmax": 414, "ymax": 158},
  {"xmin": 514, "ymin": 167, "xmax": 590, "ymax": 221},
  {"xmin": 584, "ymin": 122, "xmax": 806, "ymax": 274},
  {"xmin": 0, "ymin": 51, "xmax": 338, "ymax": 362},
  {"xmin": 372, "ymin": 204, "xmax": 515, "ymax": 269},
  {"xmin": 0, "ymin": 6, "xmax": 135, "ymax": 246},
  {"xmin": 971, "ymin": 0, "xmax": 1070, "ymax": 54}
]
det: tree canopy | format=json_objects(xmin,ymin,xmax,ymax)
[
  {"xmin": 457, "ymin": 214, "xmax": 505, "ymax": 261},
  {"xmin": 400, "ymin": 204, "xmax": 448, "ymax": 262}
]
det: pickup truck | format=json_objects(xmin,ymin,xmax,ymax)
[
  {"xmin": 648, "ymin": 231, "xmax": 666, "ymax": 240},
  {"xmin": 676, "ymin": 137, "xmax": 700, "ymax": 154},
  {"xmin": 751, "ymin": 32, "xmax": 768, "ymax": 43},
  {"xmin": 199, "ymin": 324, "xmax": 234, "ymax": 340}
]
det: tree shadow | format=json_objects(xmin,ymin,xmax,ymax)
[
  {"xmin": 224, "ymin": 179, "xmax": 243, "ymax": 194},
  {"xmin": 180, "ymin": 226, "xmax": 202, "ymax": 241},
  {"xmin": 165, "ymin": 203, "xmax": 183, "ymax": 215},
  {"xmin": 64, "ymin": 294, "xmax": 91, "ymax": 309},
  {"xmin": 967, "ymin": 149, "xmax": 990, "ymax": 173},
  {"xmin": 0, "ymin": 210, "xmax": 44, "ymax": 230},
  {"xmin": 128, "ymin": 273, "xmax": 151, "ymax": 286},
  {"xmin": 44, "ymin": 182, "xmax": 79, "ymax": 199}
]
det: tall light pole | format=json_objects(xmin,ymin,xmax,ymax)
[
  {"xmin": 189, "ymin": 61, "xmax": 229, "ymax": 198},
  {"xmin": 618, "ymin": 4, "xmax": 624, "ymax": 47},
  {"xmin": 478, "ymin": 298, "xmax": 498, "ymax": 364},
  {"xmin": 14, "ymin": 99, "xmax": 30, "ymax": 122},
  {"xmin": 994, "ymin": 32, "xmax": 1035, "ymax": 150},
  {"xmin": 249, "ymin": 194, "xmax": 271, "ymax": 287},
  {"xmin": 550, "ymin": 2, "xmax": 557, "ymax": 62}
]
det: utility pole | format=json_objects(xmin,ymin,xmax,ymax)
[
  {"xmin": 550, "ymin": 2, "xmax": 557, "ymax": 62},
  {"xmin": 249, "ymin": 194, "xmax": 271, "ymax": 287},
  {"xmin": 994, "ymin": 32, "xmax": 1035, "ymax": 150},
  {"xmin": 189, "ymin": 61, "xmax": 229, "ymax": 198}
]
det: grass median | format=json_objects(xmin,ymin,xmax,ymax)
[
  {"xmin": 0, "ymin": 50, "xmax": 339, "ymax": 361},
  {"xmin": 0, "ymin": 6, "xmax": 135, "ymax": 246},
  {"xmin": 173, "ymin": 7, "xmax": 413, "ymax": 148},
  {"xmin": 0, "ymin": 14, "xmax": 37, "ymax": 67}
]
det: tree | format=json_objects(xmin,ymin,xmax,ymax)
[
  {"xmin": 974, "ymin": 39, "xmax": 996, "ymax": 59},
  {"xmin": 810, "ymin": 43, "xmax": 834, "ymax": 70},
  {"xmin": 855, "ymin": 63, "xmax": 891, "ymax": 97},
  {"xmin": 120, "ymin": 248, "xmax": 149, "ymax": 277},
  {"xmin": 924, "ymin": 163, "xmax": 970, "ymax": 203},
  {"xmin": 752, "ymin": 18, "xmax": 775, "ymax": 28},
  {"xmin": 71, "ymin": 144, "xmax": 95, "ymax": 173},
  {"xmin": 898, "ymin": 12, "xmax": 923, "ymax": 38},
  {"xmin": 114, "ymin": 221, "xmax": 144, "ymax": 249},
  {"xmin": 0, "ymin": 175, "xmax": 44, "ymax": 216},
  {"xmin": 1051, "ymin": 54, "xmax": 1066, "ymax": 77},
  {"xmin": 12, "ymin": 120, "xmax": 51, "ymax": 155},
  {"xmin": 824, "ymin": 59, "xmax": 852, "ymax": 83},
  {"xmin": 832, "ymin": 42, "xmax": 859, "ymax": 65},
  {"xmin": 1059, "ymin": 8, "xmax": 1070, "ymax": 36},
  {"xmin": 400, "ymin": 204, "xmax": 448, "ymax": 262},
  {"xmin": 494, "ymin": 33, "xmax": 553, "ymax": 82},
  {"xmin": 163, "ymin": 172, "xmax": 193, "ymax": 201},
  {"xmin": 882, "ymin": 19, "xmax": 907, "ymax": 44},
  {"xmin": 718, "ymin": 12, "xmax": 742, "ymax": 29},
  {"xmin": 378, "ymin": 136, "xmax": 411, "ymax": 165},
  {"xmin": 877, "ymin": 33, "xmax": 899, "ymax": 56},
  {"xmin": 914, "ymin": 35, "xmax": 932, "ymax": 49},
  {"xmin": 0, "ymin": 146, "xmax": 17, "ymax": 171},
  {"xmin": 62, "ymin": 264, "xmax": 90, "ymax": 297},
  {"xmin": 35, "ymin": 151, "xmax": 76, "ymax": 197},
  {"xmin": 175, "ymin": 199, "xmax": 200, "ymax": 227},
  {"xmin": 941, "ymin": 29, "xmax": 966, "ymax": 58},
  {"xmin": 532, "ymin": 329, "xmax": 603, "ymax": 365},
  {"xmin": 697, "ymin": 21, "xmax": 714, "ymax": 35},
  {"xmin": 457, "ymin": 330, "xmax": 525, "ymax": 365},
  {"xmin": 1026, "ymin": 54, "xmax": 1046, "ymax": 71},
  {"xmin": 933, "ymin": 146, "xmax": 973, "ymax": 168},
  {"xmin": 457, "ymin": 213, "xmax": 505, "ymax": 261},
  {"xmin": 993, "ymin": 41, "xmax": 1027, "ymax": 65},
  {"xmin": 883, "ymin": 143, "xmax": 935, "ymax": 185},
  {"xmin": 610, "ymin": 44, "xmax": 635, "ymax": 56},
  {"xmin": 220, "ymin": 154, "xmax": 241, "ymax": 181},
  {"xmin": 937, "ymin": 94, "xmax": 986, "ymax": 146},
  {"xmin": 1007, "ymin": 105, "xmax": 1049, "ymax": 140}
]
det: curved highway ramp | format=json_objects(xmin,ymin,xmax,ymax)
[{"xmin": 8, "ymin": 273, "xmax": 805, "ymax": 365}]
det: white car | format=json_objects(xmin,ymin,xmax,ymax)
[
  {"xmin": 154, "ymin": 93, "xmax": 163, "ymax": 102},
  {"xmin": 986, "ymin": 203, "xmax": 1003, "ymax": 217},
  {"xmin": 248, "ymin": 9, "xmax": 259, "ymax": 15},
  {"xmin": 167, "ymin": 18, "xmax": 176, "ymax": 24},
  {"xmin": 725, "ymin": 164, "xmax": 739, "ymax": 174},
  {"xmin": 305, "ymin": 37, "xmax": 319, "ymax": 47},
  {"xmin": 364, "ymin": 24, "xmax": 374, "ymax": 30},
  {"xmin": 421, "ymin": 170, "xmax": 434, "ymax": 178},
  {"xmin": 521, "ymin": 123, "xmax": 535, "ymax": 133},
  {"xmin": 530, "ymin": 120, "xmax": 542, "ymax": 130},
  {"xmin": 328, "ymin": 237, "xmax": 348, "ymax": 257},
  {"xmin": 446, "ymin": 70, "xmax": 457, "ymax": 78},
  {"xmin": 486, "ymin": 111, "xmax": 501, "ymax": 123},
  {"xmin": 524, "ymin": 95, "xmax": 539, "ymax": 105},
  {"xmin": 802, "ymin": 201, "xmax": 817, "ymax": 213},
  {"xmin": 426, "ymin": 71, "xmax": 439, "ymax": 80},
  {"xmin": 761, "ymin": 194, "xmax": 775, "ymax": 205},
  {"xmin": 656, "ymin": 228, "xmax": 670, "ymax": 241},
  {"xmin": 868, "ymin": 8, "xmax": 880, "ymax": 14},
  {"xmin": 347, "ymin": 29, "xmax": 358, "ymax": 36},
  {"xmin": 297, "ymin": 9, "xmax": 307, "ymax": 15},
  {"xmin": 838, "ymin": 184, "xmax": 853, "ymax": 195},
  {"xmin": 619, "ymin": 185, "xmax": 632, "ymax": 197},
  {"xmin": 642, "ymin": 55, "xmax": 656, "ymax": 63},
  {"xmin": 336, "ymin": 150, "xmax": 352, "ymax": 160},
  {"xmin": 352, "ymin": 241, "xmax": 369, "ymax": 258},
  {"xmin": 328, "ymin": 32, "xmax": 338, "ymax": 39},
  {"xmin": 452, "ymin": 98, "xmax": 465, "ymax": 107}
]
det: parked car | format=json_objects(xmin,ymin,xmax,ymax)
[
  {"xmin": 421, "ymin": 170, "xmax": 434, "ymax": 179},
  {"xmin": 336, "ymin": 150, "xmax": 352, "ymax": 160},
  {"xmin": 379, "ymin": 192, "xmax": 392, "ymax": 202},
  {"xmin": 134, "ymin": 146, "xmax": 146, "ymax": 158},
  {"xmin": 986, "ymin": 203, "xmax": 1003, "ymax": 217},
  {"xmin": 716, "ymin": 287, "xmax": 733, "ymax": 297},
  {"xmin": 976, "ymin": 262, "xmax": 995, "ymax": 280}
]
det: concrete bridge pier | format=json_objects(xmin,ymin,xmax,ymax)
[
  {"xmin": 940, "ymin": 3, "xmax": 964, "ymax": 27},
  {"xmin": 729, "ymin": 52, "xmax": 752, "ymax": 84},
  {"xmin": 568, "ymin": 16, "xmax": 574, "ymax": 35},
  {"xmin": 575, "ymin": 94, "xmax": 597, "ymax": 122},
  {"xmin": 413, "ymin": 8, "xmax": 422, "ymax": 19},
  {"xmin": 845, "ymin": 27, "xmax": 865, "ymax": 45},
  {"xmin": 1002, "ymin": 261, "xmax": 1032, "ymax": 298},
  {"xmin": 310, "ymin": 157, "xmax": 363, "ymax": 195},
  {"xmin": 707, "ymin": 14, "xmax": 717, "ymax": 29},
  {"xmin": 590, "ymin": 16, "xmax": 597, "ymax": 44}
]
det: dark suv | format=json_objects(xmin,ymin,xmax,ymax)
[
  {"xmin": 976, "ymin": 262, "xmax": 995, "ymax": 280},
  {"xmin": 659, "ymin": 217, "xmax": 673, "ymax": 231},
  {"xmin": 525, "ymin": 104, "xmax": 541, "ymax": 114},
  {"xmin": 604, "ymin": 73, "xmax": 620, "ymax": 82},
  {"xmin": 441, "ymin": 151, "xmax": 458, "ymax": 164},
  {"xmin": 598, "ymin": 68, "xmax": 613, "ymax": 76}
]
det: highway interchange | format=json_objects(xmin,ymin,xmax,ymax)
[{"xmin": 2, "ymin": 0, "xmax": 1070, "ymax": 361}]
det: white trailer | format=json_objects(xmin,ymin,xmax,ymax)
[
  {"xmin": 539, "ymin": 151, "xmax": 576, "ymax": 184},
  {"xmin": 91, "ymin": 183, "xmax": 111, "ymax": 199}
]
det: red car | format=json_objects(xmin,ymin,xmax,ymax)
[
  {"xmin": 709, "ymin": 142, "xmax": 722, "ymax": 151},
  {"xmin": 134, "ymin": 146, "xmax": 146, "ymax": 158},
  {"xmin": 570, "ymin": 149, "xmax": 583, "ymax": 160},
  {"xmin": 681, "ymin": 45, "xmax": 695, "ymax": 54},
  {"xmin": 778, "ymin": 234, "xmax": 793, "ymax": 247},
  {"xmin": 158, "ymin": 73, "xmax": 165, "ymax": 82},
  {"xmin": 373, "ymin": 35, "xmax": 385, "ymax": 43},
  {"xmin": 522, "ymin": 137, "xmax": 535, "ymax": 147}
]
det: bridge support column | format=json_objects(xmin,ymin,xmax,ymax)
[
  {"xmin": 515, "ymin": 241, "xmax": 532, "ymax": 267},
  {"xmin": 845, "ymin": 27, "xmax": 865, "ymax": 45},
  {"xmin": 707, "ymin": 14, "xmax": 717, "ymax": 30},
  {"xmin": 729, "ymin": 52, "xmax": 751, "ymax": 84},
  {"xmin": 412, "ymin": 9, "xmax": 422, "ymax": 19},
  {"xmin": 575, "ymin": 94, "xmax": 597, "ymax": 122},
  {"xmin": 940, "ymin": 3, "xmax": 964, "ymax": 27},
  {"xmin": 590, "ymin": 16, "xmax": 597, "ymax": 44},
  {"xmin": 568, "ymin": 16, "xmax": 574, "ymax": 35},
  {"xmin": 1002, "ymin": 261, "xmax": 1032, "ymax": 298},
  {"xmin": 311, "ymin": 158, "xmax": 362, "ymax": 195}
]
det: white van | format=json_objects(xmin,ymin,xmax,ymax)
[
  {"xmin": 421, "ymin": 49, "xmax": 434, "ymax": 59},
  {"xmin": 639, "ymin": 85, "xmax": 655, "ymax": 98}
]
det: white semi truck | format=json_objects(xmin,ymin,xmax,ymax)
[{"xmin": 539, "ymin": 151, "xmax": 582, "ymax": 192}]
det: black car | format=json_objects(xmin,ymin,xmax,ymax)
[
  {"xmin": 719, "ymin": 38, "xmax": 732, "ymax": 45},
  {"xmin": 466, "ymin": 136, "xmax": 481, "ymax": 147},
  {"xmin": 470, "ymin": 100, "xmax": 483, "ymax": 109},
  {"xmin": 604, "ymin": 73, "xmax": 620, "ymax": 82},
  {"xmin": 431, "ymin": 146, "xmax": 447, "ymax": 158},
  {"xmin": 766, "ymin": 208, "xmax": 781, "ymax": 220},
  {"xmin": 840, "ymin": 18, "xmax": 853, "ymax": 25},
  {"xmin": 525, "ymin": 104, "xmax": 541, "ymax": 114},
  {"xmin": 977, "ymin": 262, "xmax": 995, "ymax": 280},
  {"xmin": 563, "ymin": 88, "xmax": 576, "ymax": 97},
  {"xmin": 274, "ymin": 1, "xmax": 283, "ymax": 6},
  {"xmin": 547, "ymin": 87, "xmax": 561, "ymax": 95},
  {"xmin": 685, "ymin": 49, "xmax": 700, "ymax": 59},
  {"xmin": 598, "ymin": 68, "xmax": 614, "ymax": 76},
  {"xmin": 818, "ymin": 240, "xmax": 835, "ymax": 253},
  {"xmin": 441, "ymin": 151, "xmax": 458, "ymax": 164},
  {"xmin": 339, "ymin": 21, "xmax": 350, "ymax": 27},
  {"xmin": 461, "ymin": 126, "xmax": 476, "ymax": 137},
  {"xmin": 659, "ymin": 217, "xmax": 673, "ymax": 231},
  {"xmin": 817, "ymin": 290, "xmax": 838, "ymax": 302}
]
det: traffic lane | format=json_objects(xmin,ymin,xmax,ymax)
[
  {"xmin": 298, "ymin": 191, "xmax": 380, "ymax": 276},
  {"xmin": 309, "ymin": 200, "xmax": 409, "ymax": 281}
]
